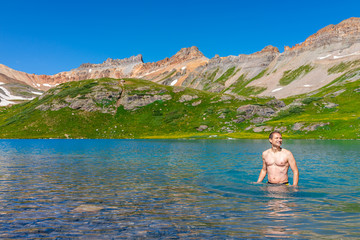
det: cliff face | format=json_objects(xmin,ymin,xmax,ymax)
[
  {"xmin": 285, "ymin": 17, "xmax": 360, "ymax": 51},
  {"xmin": 1, "ymin": 17, "xmax": 360, "ymax": 101}
]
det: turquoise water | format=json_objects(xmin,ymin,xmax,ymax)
[{"xmin": 0, "ymin": 139, "xmax": 359, "ymax": 239}]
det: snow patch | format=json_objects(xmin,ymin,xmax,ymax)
[
  {"xmin": 43, "ymin": 84, "xmax": 53, "ymax": 87},
  {"xmin": 181, "ymin": 66, "xmax": 186, "ymax": 70},
  {"xmin": 0, "ymin": 99, "xmax": 15, "ymax": 106},
  {"xmin": 89, "ymin": 68, "xmax": 92, "ymax": 73},
  {"xmin": 31, "ymin": 91, "xmax": 43, "ymax": 95},
  {"xmin": 0, "ymin": 86, "xmax": 35, "ymax": 106},
  {"xmin": 304, "ymin": 84, "xmax": 312, "ymax": 87},
  {"xmin": 317, "ymin": 54, "xmax": 331, "ymax": 60},
  {"xmin": 36, "ymin": 83, "xmax": 41, "ymax": 87},
  {"xmin": 170, "ymin": 79, "xmax": 178, "ymax": 86},
  {"xmin": 333, "ymin": 51, "xmax": 360, "ymax": 59},
  {"xmin": 271, "ymin": 87, "xmax": 283, "ymax": 93}
]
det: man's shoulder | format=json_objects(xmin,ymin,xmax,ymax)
[
  {"xmin": 262, "ymin": 149, "xmax": 271, "ymax": 155},
  {"xmin": 282, "ymin": 148, "xmax": 294, "ymax": 156}
]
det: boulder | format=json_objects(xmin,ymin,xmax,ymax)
[
  {"xmin": 232, "ymin": 116, "xmax": 245, "ymax": 123},
  {"xmin": 251, "ymin": 117, "xmax": 271, "ymax": 124},
  {"xmin": 303, "ymin": 122, "xmax": 329, "ymax": 131},
  {"xmin": 196, "ymin": 125, "xmax": 208, "ymax": 131},
  {"xmin": 119, "ymin": 93, "xmax": 172, "ymax": 110},
  {"xmin": 237, "ymin": 104, "xmax": 275, "ymax": 117},
  {"xmin": 267, "ymin": 99, "xmax": 286, "ymax": 108},
  {"xmin": 192, "ymin": 100, "xmax": 202, "ymax": 106},
  {"xmin": 324, "ymin": 102, "xmax": 339, "ymax": 108},
  {"xmin": 179, "ymin": 94, "xmax": 198, "ymax": 102},
  {"xmin": 292, "ymin": 122, "xmax": 304, "ymax": 131},
  {"xmin": 274, "ymin": 126, "xmax": 287, "ymax": 132}
]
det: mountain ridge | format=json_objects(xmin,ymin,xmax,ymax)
[{"xmin": 1, "ymin": 17, "xmax": 360, "ymax": 106}]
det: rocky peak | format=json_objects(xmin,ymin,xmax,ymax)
[
  {"xmin": 76, "ymin": 54, "xmax": 144, "ymax": 70},
  {"xmin": 254, "ymin": 45, "xmax": 280, "ymax": 54},
  {"xmin": 170, "ymin": 46, "xmax": 206, "ymax": 62},
  {"xmin": 285, "ymin": 17, "xmax": 360, "ymax": 51}
]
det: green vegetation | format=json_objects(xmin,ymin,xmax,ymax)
[
  {"xmin": 208, "ymin": 68, "xmax": 219, "ymax": 81},
  {"xmin": 0, "ymin": 74, "xmax": 359, "ymax": 139},
  {"xmin": 302, "ymin": 97, "xmax": 323, "ymax": 105},
  {"xmin": 229, "ymin": 69, "xmax": 267, "ymax": 95},
  {"xmin": 328, "ymin": 60, "xmax": 360, "ymax": 74},
  {"xmin": 236, "ymin": 86, "xmax": 267, "ymax": 97},
  {"xmin": 215, "ymin": 67, "xmax": 237, "ymax": 84},
  {"xmin": 160, "ymin": 70, "xmax": 176, "ymax": 81},
  {"xmin": 279, "ymin": 65, "xmax": 314, "ymax": 86}
]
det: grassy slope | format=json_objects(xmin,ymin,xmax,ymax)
[
  {"xmin": 0, "ymin": 66, "xmax": 359, "ymax": 139},
  {"xmin": 0, "ymin": 78, "xmax": 270, "ymax": 139},
  {"xmin": 265, "ymin": 79, "xmax": 360, "ymax": 139}
]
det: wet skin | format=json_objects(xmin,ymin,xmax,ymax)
[{"xmin": 257, "ymin": 133, "xmax": 299, "ymax": 186}]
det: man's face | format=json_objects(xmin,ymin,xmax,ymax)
[{"xmin": 269, "ymin": 133, "xmax": 282, "ymax": 147}]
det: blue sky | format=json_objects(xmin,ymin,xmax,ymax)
[{"xmin": 0, "ymin": 0, "xmax": 359, "ymax": 75}]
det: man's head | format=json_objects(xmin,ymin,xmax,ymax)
[{"xmin": 269, "ymin": 131, "xmax": 282, "ymax": 147}]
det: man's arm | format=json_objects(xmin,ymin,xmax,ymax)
[
  {"xmin": 256, "ymin": 153, "xmax": 267, "ymax": 183},
  {"xmin": 288, "ymin": 151, "xmax": 299, "ymax": 186}
]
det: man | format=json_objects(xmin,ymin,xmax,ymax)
[{"xmin": 257, "ymin": 131, "xmax": 299, "ymax": 186}]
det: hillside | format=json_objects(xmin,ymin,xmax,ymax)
[{"xmin": 0, "ymin": 75, "xmax": 358, "ymax": 139}]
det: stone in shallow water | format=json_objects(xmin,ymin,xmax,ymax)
[{"xmin": 72, "ymin": 204, "xmax": 104, "ymax": 213}]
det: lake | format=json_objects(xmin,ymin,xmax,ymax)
[{"xmin": 0, "ymin": 139, "xmax": 359, "ymax": 239}]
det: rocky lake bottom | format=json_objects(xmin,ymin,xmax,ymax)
[{"xmin": 0, "ymin": 139, "xmax": 359, "ymax": 239}]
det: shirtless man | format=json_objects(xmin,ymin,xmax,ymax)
[{"xmin": 257, "ymin": 131, "xmax": 299, "ymax": 186}]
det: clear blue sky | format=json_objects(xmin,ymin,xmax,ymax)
[{"xmin": 0, "ymin": 0, "xmax": 359, "ymax": 75}]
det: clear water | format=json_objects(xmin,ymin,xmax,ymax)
[{"xmin": 0, "ymin": 139, "xmax": 359, "ymax": 239}]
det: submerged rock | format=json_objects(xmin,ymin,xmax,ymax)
[{"xmin": 73, "ymin": 204, "xmax": 104, "ymax": 213}]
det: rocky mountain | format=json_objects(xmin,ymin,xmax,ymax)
[{"xmin": 1, "ymin": 17, "xmax": 360, "ymax": 104}]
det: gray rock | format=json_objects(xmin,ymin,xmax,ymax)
[
  {"xmin": 303, "ymin": 122, "xmax": 329, "ymax": 131},
  {"xmin": 173, "ymin": 86, "xmax": 185, "ymax": 93},
  {"xmin": 253, "ymin": 126, "xmax": 265, "ymax": 132},
  {"xmin": 251, "ymin": 117, "xmax": 271, "ymax": 124},
  {"xmin": 192, "ymin": 100, "xmax": 202, "ymax": 106},
  {"xmin": 237, "ymin": 104, "xmax": 275, "ymax": 117},
  {"xmin": 327, "ymin": 89, "xmax": 346, "ymax": 97},
  {"xmin": 274, "ymin": 126, "xmax": 287, "ymax": 132},
  {"xmin": 263, "ymin": 126, "xmax": 273, "ymax": 132},
  {"xmin": 120, "ymin": 94, "xmax": 172, "ymax": 110},
  {"xmin": 324, "ymin": 102, "xmax": 339, "ymax": 108},
  {"xmin": 197, "ymin": 125, "xmax": 208, "ymax": 131},
  {"xmin": 179, "ymin": 94, "xmax": 198, "ymax": 102},
  {"xmin": 267, "ymin": 99, "xmax": 286, "ymax": 108},
  {"xmin": 292, "ymin": 122, "xmax": 304, "ymax": 131},
  {"xmin": 219, "ymin": 113, "xmax": 226, "ymax": 119},
  {"xmin": 245, "ymin": 125, "xmax": 254, "ymax": 131},
  {"xmin": 232, "ymin": 116, "xmax": 245, "ymax": 123},
  {"xmin": 253, "ymin": 125, "xmax": 272, "ymax": 133}
]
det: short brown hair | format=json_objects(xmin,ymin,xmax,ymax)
[{"xmin": 269, "ymin": 130, "xmax": 281, "ymax": 139}]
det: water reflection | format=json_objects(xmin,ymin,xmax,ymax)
[
  {"xmin": 0, "ymin": 139, "xmax": 359, "ymax": 239},
  {"xmin": 261, "ymin": 184, "xmax": 299, "ymax": 238}
]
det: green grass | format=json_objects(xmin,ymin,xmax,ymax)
[
  {"xmin": 302, "ymin": 97, "xmax": 323, "ymax": 105},
  {"xmin": 0, "ymin": 77, "xmax": 359, "ymax": 139},
  {"xmin": 279, "ymin": 65, "xmax": 314, "ymax": 86},
  {"xmin": 160, "ymin": 70, "xmax": 176, "ymax": 81},
  {"xmin": 328, "ymin": 60, "xmax": 360, "ymax": 74},
  {"xmin": 215, "ymin": 67, "xmax": 237, "ymax": 84},
  {"xmin": 229, "ymin": 69, "xmax": 267, "ymax": 95}
]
